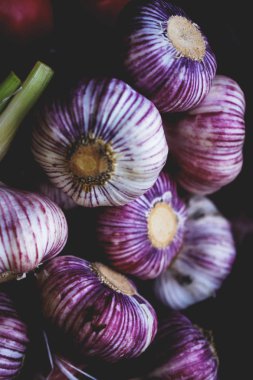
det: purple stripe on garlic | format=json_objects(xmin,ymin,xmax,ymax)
[
  {"xmin": 119, "ymin": 0, "xmax": 217, "ymax": 113},
  {"xmin": 38, "ymin": 180, "xmax": 77, "ymax": 211},
  {"xmin": 0, "ymin": 186, "xmax": 68, "ymax": 282},
  {"xmin": 32, "ymin": 78, "xmax": 168, "ymax": 207},
  {"xmin": 154, "ymin": 196, "xmax": 236, "ymax": 309},
  {"xmin": 132, "ymin": 311, "xmax": 218, "ymax": 380},
  {"xmin": 97, "ymin": 172, "xmax": 186, "ymax": 279},
  {"xmin": 0, "ymin": 291, "xmax": 29, "ymax": 379},
  {"xmin": 36, "ymin": 256, "xmax": 157, "ymax": 362},
  {"xmin": 164, "ymin": 75, "xmax": 246, "ymax": 194}
]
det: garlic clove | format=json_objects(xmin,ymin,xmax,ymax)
[
  {"xmin": 97, "ymin": 172, "xmax": 186, "ymax": 279},
  {"xmin": 164, "ymin": 75, "xmax": 246, "ymax": 194},
  {"xmin": 154, "ymin": 196, "xmax": 236, "ymax": 309},
  {"xmin": 0, "ymin": 186, "xmax": 68, "ymax": 282},
  {"xmin": 32, "ymin": 78, "xmax": 168, "ymax": 207},
  {"xmin": 36, "ymin": 256, "xmax": 157, "ymax": 362}
]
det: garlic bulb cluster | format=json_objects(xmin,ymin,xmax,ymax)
[
  {"xmin": 0, "ymin": 291, "xmax": 29, "ymax": 379},
  {"xmin": 155, "ymin": 196, "xmax": 236, "ymax": 309},
  {"xmin": 165, "ymin": 75, "xmax": 245, "ymax": 194},
  {"xmin": 119, "ymin": 0, "xmax": 217, "ymax": 113},
  {"xmin": 32, "ymin": 78, "xmax": 168, "ymax": 207},
  {"xmin": 37, "ymin": 256, "xmax": 157, "ymax": 362},
  {"xmin": 0, "ymin": 186, "xmax": 68, "ymax": 282},
  {"xmin": 97, "ymin": 172, "xmax": 186, "ymax": 279},
  {"xmin": 132, "ymin": 311, "xmax": 218, "ymax": 380}
]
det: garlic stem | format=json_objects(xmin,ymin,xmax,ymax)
[
  {"xmin": 0, "ymin": 61, "xmax": 53, "ymax": 161},
  {"xmin": 0, "ymin": 72, "xmax": 21, "ymax": 113}
]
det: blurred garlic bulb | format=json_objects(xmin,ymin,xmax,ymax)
[
  {"xmin": 38, "ymin": 179, "xmax": 76, "ymax": 211},
  {"xmin": 130, "ymin": 311, "xmax": 218, "ymax": 380},
  {"xmin": 33, "ymin": 78, "xmax": 168, "ymax": 207},
  {"xmin": 0, "ymin": 291, "xmax": 29, "ymax": 379},
  {"xmin": 164, "ymin": 75, "xmax": 245, "ymax": 194},
  {"xmin": 0, "ymin": 186, "xmax": 68, "ymax": 283},
  {"xmin": 154, "ymin": 196, "xmax": 236, "ymax": 309}
]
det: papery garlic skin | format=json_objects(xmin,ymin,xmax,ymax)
[
  {"xmin": 0, "ymin": 186, "xmax": 68, "ymax": 280},
  {"xmin": 165, "ymin": 75, "xmax": 245, "ymax": 194},
  {"xmin": 37, "ymin": 256, "xmax": 157, "ymax": 362},
  {"xmin": 119, "ymin": 0, "xmax": 216, "ymax": 113},
  {"xmin": 38, "ymin": 180, "xmax": 76, "ymax": 211},
  {"xmin": 133, "ymin": 312, "xmax": 218, "ymax": 380},
  {"xmin": 0, "ymin": 292, "xmax": 29, "ymax": 379},
  {"xmin": 155, "ymin": 196, "xmax": 236, "ymax": 309},
  {"xmin": 32, "ymin": 78, "xmax": 168, "ymax": 207},
  {"xmin": 34, "ymin": 356, "xmax": 90, "ymax": 380},
  {"xmin": 97, "ymin": 172, "xmax": 186, "ymax": 279}
]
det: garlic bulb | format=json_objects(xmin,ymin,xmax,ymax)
[
  {"xmin": 97, "ymin": 172, "xmax": 186, "ymax": 279},
  {"xmin": 132, "ymin": 311, "xmax": 218, "ymax": 380},
  {"xmin": 38, "ymin": 179, "xmax": 76, "ymax": 211},
  {"xmin": 165, "ymin": 75, "xmax": 245, "ymax": 194},
  {"xmin": 0, "ymin": 291, "xmax": 29, "ymax": 379},
  {"xmin": 154, "ymin": 196, "xmax": 236, "ymax": 309},
  {"xmin": 119, "ymin": 0, "xmax": 216, "ymax": 113},
  {"xmin": 0, "ymin": 186, "xmax": 68, "ymax": 283},
  {"xmin": 32, "ymin": 78, "xmax": 168, "ymax": 207},
  {"xmin": 37, "ymin": 256, "xmax": 157, "ymax": 362}
]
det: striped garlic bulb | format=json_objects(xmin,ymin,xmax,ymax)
[
  {"xmin": 131, "ymin": 312, "xmax": 218, "ymax": 380},
  {"xmin": 38, "ymin": 180, "xmax": 76, "ymax": 211},
  {"xmin": 97, "ymin": 172, "xmax": 186, "ymax": 279},
  {"xmin": 37, "ymin": 256, "xmax": 157, "ymax": 362},
  {"xmin": 164, "ymin": 75, "xmax": 246, "ymax": 194},
  {"xmin": 154, "ymin": 196, "xmax": 236, "ymax": 309},
  {"xmin": 0, "ymin": 186, "xmax": 68, "ymax": 283},
  {"xmin": 119, "ymin": 0, "xmax": 217, "ymax": 113},
  {"xmin": 0, "ymin": 291, "xmax": 29, "ymax": 379},
  {"xmin": 32, "ymin": 78, "xmax": 168, "ymax": 207}
]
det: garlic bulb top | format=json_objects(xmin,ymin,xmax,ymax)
[
  {"xmin": 165, "ymin": 75, "xmax": 246, "ymax": 194},
  {"xmin": 33, "ymin": 78, "xmax": 168, "ymax": 207},
  {"xmin": 0, "ymin": 186, "xmax": 68, "ymax": 282},
  {"xmin": 119, "ymin": 0, "xmax": 216, "ymax": 113},
  {"xmin": 97, "ymin": 172, "xmax": 186, "ymax": 279},
  {"xmin": 134, "ymin": 311, "xmax": 218, "ymax": 380},
  {"xmin": 154, "ymin": 196, "xmax": 236, "ymax": 309},
  {"xmin": 37, "ymin": 256, "xmax": 157, "ymax": 362},
  {"xmin": 0, "ymin": 291, "xmax": 29, "ymax": 379}
]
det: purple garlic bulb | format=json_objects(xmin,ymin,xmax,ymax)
[
  {"xmin": 154, "ymin": 196, "xmax": 236, "ymax": 309},
  {"xmin": 165, "ymin": 75, "xmax": 246, "ymax": 194},
  {"xmin": 0, "ymin": 186, "xmax": 68, "ymax": 283},
  {"xmin": 0, "ymin": 291, "xmax": 29, "ymax": 379},
  {"xmin": 132, "ymin": 311, "xmax": 218, "ymax": 380},
  {"xmin": 119, "ymin": 0, "xmax": 216, "ymax": 113},
  {"xmin": 97, "ymin": 172, "xmax": 186, "ymax": 279},
  {"xmin": 32, "ymin": 78, "xmax": 168, "ymax": 207},
  {"xmin": 37, "ymin": 256, "xmax": 157, "ymax": 362},
  {"xmin": 38, "ymin": 179, "xmax": 77, "ymax": 211}
]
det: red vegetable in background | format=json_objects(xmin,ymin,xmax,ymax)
[
  {"xmin": 79, "ymin": 0, "xmax": 130, "ymax": 23},
  {"xmin": 0, "ymin": 0, "xmax": 53, "ymax": 43}
]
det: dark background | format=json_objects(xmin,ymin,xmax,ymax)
[{"xmin": 0, "ymin": 1, "xmax": 252, "ymax": 379}]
